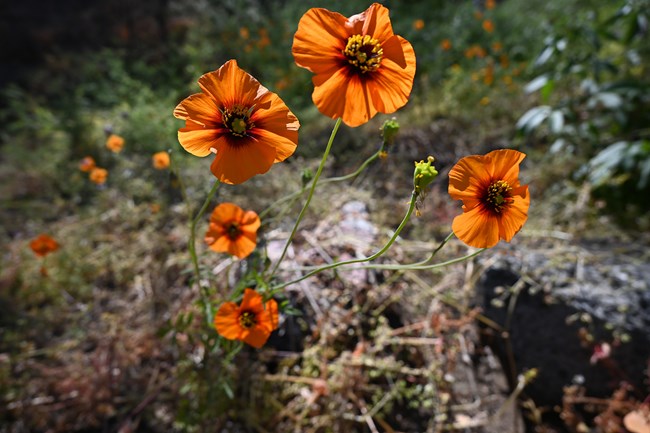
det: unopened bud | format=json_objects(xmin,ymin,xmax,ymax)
[
  {"xmin": 381, "ymin": 118, "xmax": 400, "ymax": 146},
  {"xmin": 413, "ymin": 156, "xmax": 438, "ymax": 194},
  {"xmin": 301, "ymin": 168, "xmax": 314, "ymax": 187}
]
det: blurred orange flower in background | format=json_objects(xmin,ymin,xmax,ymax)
[
  {"xmin": 448, "ymin": 149, "xmax": 530, "ymax": 248},
  {"xmin": 30, "ymin": 234, "xmax": 59, "ymax": 257},
  {"xmin": 106, "ymin": 134, "xmax": 125, "ymax": 153},
  {"xmin": 292, "ymin": 3, "xmax": 416, "ymax": 127},
  {"xmin": 465, "ymin": 45, "xmax": 487, "ymax": 59},
  {"xmin": 79, "ymin": 156, "xmax": 96, "ymax": 172},
  {"xmin": 173, "ymin": 60, "xmax": 299, "ymax": 184},
  {"xmin": 214, "ymin": 288, "xmax": 279, "ymax": 348},
  {"xmin": 486, "ymin": 0, "xmax": 497, "ymax": 10},
  {"xmin": 89, "ymin": 167, "xmax": 108, "ymax": 185},
  {"xmin": 482, "ymin": 20, "xmax": 494, "ymax": 33},
  {"xmin": 152, "ymin": 151, "xmax": 170, "ymax": 170},
  {"xmin": 413, "ymin": 19, "xmax": 425, "ymax": 31},
  {"xmin": 204, "ymin": 202, "xmax": 260, "ymax": 259},
  {"xmin": 440, "ymin": 39, "xmax": 452, "ymax": 51}
]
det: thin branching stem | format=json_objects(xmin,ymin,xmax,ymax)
[
  {"xmin": 271, "ymin": 190, "xmax": 418, "ymax": 291},
  {"xmin": 188, "ymin": 180, "xmax": 221, "ymax": 324},
  {"xmin": 259, "ymin": 149, "xmax": 381, "ymax": 221},
  {"xmin": 268, "ymin": 117, "xmax": 342, "ymax": 276}
]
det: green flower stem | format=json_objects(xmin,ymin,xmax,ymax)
[
  {"xmin": 269, "ymin": 117, "xmax": 342, "ymax": 277},
  {"xmin": 271, "ymin": 190, "xmax": 418, "ymax": 291},
  {"xmin": 320, "ymin": 150, "xmax": 381, "ymax": 184},
  {"xmin": 188, "ymin": 180, "xmax": 221, "ymax": 324},
  {"xmin": 258, "ymin": 149, "xmax": 380, "ymax": 221},
  {"xmin": 345, "ymin": 247, "xmax": 487, "ymax": 271},
  {"xmin": 290, "ymin": 231, "xmax": 456, "ymax": 273}
]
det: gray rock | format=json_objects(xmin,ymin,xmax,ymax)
[{"xmin": 476, "ymin": 242, "xmax": 650, "ymax": 428}]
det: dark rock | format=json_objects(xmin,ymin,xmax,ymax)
[{"xmin": 476, "ymin": 241, "xmax": 650, "ymax": 429}]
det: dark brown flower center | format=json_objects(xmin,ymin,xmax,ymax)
[
  {"xmin": 226, "ymin": 222, "xmax": 241, "ymax": 240},
  {"xmin": 343, "ymin": 34, "xmax": 383, "ymax": 73},
  {"xmin": 239, "ymin": 311, "xmax": 257, "ymax": 329},
  {"xmin": 483, "ymin": 180, "xmax": 513, "ymax": 213},
  {"xmin": 222, "ymin": 105, "xmax": 254, "ymax": 137}
]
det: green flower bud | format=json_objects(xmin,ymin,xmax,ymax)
[
  {"xmin": 301, "ymin": 168, "xmax": 314, "ymax": 187},
  {"xmin": 413, "ymin": 156, "xmax": 438, "ymax": 194},
  {"xmin": 381, "ymin": 118, "xmax": 400, "ymax": 146}
]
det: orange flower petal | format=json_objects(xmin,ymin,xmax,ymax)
[
  {"xmin": 338, "ymin": 75, "xmax": 376, "ymax": 127},
  {"xmin": 210, "ymin": 203, "xmax": 244, "ymax": 225},
  {"xmin": 497, "ymin": 190, "xmax": 530, "ymax": 242},
  {"xmin": 354, "ymin": 3, "xmax": 393, "ymax": 40},
  {"xmin": 292, "ymin": 8, "xmax": 349, "ymax": 74},
  {"xmin": 240, "ymin": 288, "xmax": 265, "ymax": 314},
  {"xmin": 198, "ymin": 60, "xmax": 260, "ymax": 108},
  {"xmin": 487, "ymin": 149, "xmax": 526, "ymax": 184},
  {"xmin": 448, "ymin": 155, "xmax": 492, "ymax": 200},
  {"xmin": 240, "ymin": 326, "xmax": 271, "ymax": 348},
  {"xmin": 368, "ymin": 37, "xmax": 416, "ymax": 114},
  {"xmin": 228, "ymin": 233, "xmax": 257, "ymax": 259},
  {"xmin": 177, "ymin": 125, "xmax": 220, "ymax": 157},
  {"xmin": 452, "ymin": 206, "xmax": 500, "ymax": 248},
  {"xmin": 259, "ymin": 298, "xmax": 279, "ymax": 333},
  {"xmin": 252, "ymin": 94, "xmax": 300, "ymax": 162},
  {"xmin": 209, "ymin": 137, "xmax": 276, "ymax": 184},
  {"xmin": 214, "ymin": 302, "xmax": 242, "ymax": 340},
  {"xmin": 311, "ymin": 68, "xmax": 361, "ymax": 125},
  {"xmin": 240, "ymin": 210, "xmax": 261, "ymax": 232},
  {"xmin": 173, "ymin": 93, "xmax": 221, "ymax": 128}
]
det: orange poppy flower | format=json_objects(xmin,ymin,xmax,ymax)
[
  {"xmin": 89, "ymin": 167, "xmax": 108, "ymax": 185},
  {"xmin": 30, "ymin": 234, "xmax": 59, "ymax": 257},
  {"xmin": 106, "ymin": 134, "xmax": 125, "ymax": 153},
  {"xmin": 292, "ymin": 3, "xmax": 416, "ymax": 127},
  {"xmin": 173, "ymin": 60, "xmax": 299, "ymax": 185},
  {"xmin": 413, "ymin": 19, "xmax": 425, "ymax": 31},
  {"xmin": 152, "ymin": 151, "xmax": 170, "ymax": 170},
  {"xmin": 482, "ymin": 20, "xmax": 495, "ymax": 33},
  {"xmin": 440, "ymin": 39, "xmax": 452, "ymax": 51},
  {"xmin": 79, "ymin": 156, "xmax": 96, "ymax": 172},
  {"xmin": 448, "ymin": 149, "xmax": 530, "ymax": 248},
  {"xmin": 214, "ymin": 288, "xmax": 279, "ymax": 348},
  {"xmin": 486, "ymin": 0, "xmax": 497, "ymax": 10},
  {"xmin": 204, "ymin": 203, "xmax": 260, "ymax": 259}
]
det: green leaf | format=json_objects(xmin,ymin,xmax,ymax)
[{"xmin": 541, "ymin": 79, "xmax": 555, "ymax": 103}]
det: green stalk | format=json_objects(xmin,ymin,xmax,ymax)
[
  {"xmin": 271, "ymin": 190, "xmax": 418, "ymax": 291},
  {"xmin": 259, "ymin": 149, "xmax": 380, "ymax": 221},
  {"xmin": 345, "ymin": 247, "xmax": 487, "ymax": 271},
  {"xmin": 269, "ymin": 117, "xmax": 342, "ymax": 276},
  {"xmin": 188, "ymin": 180, "xmax": 221, "ymax": 324}
]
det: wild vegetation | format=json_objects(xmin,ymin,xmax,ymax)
[{"xmin": 1, "ymin": 0, "xmax": 649, "ymax": 432}]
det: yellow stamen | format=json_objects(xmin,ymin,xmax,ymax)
[
  {"xmin": 239, "ymin": 311, "xmax": 256, "ymax": 329},
  {"xmin": 484, "ymin": 180, "xmax": 513, "ymax": 213},
  {"xmin": 222, "ymin": 105, "xmax": 254, "ymax": 137},
  {"xmin": 343, "ymin": 34, "xmax": 383, "ymax": 73}
]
